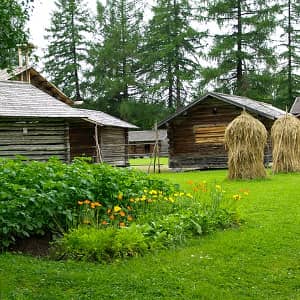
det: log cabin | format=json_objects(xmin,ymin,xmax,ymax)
[
  {"xmin": 128, "ymin": 130, "xmax": 168, "ymax": 157},
  {"xmin": 158, "ymin": 92, "xmax": 286, "ymax": 170},
  {"xmin": 0, "ymin": 80, "xmax": 137, "ymax": 165}
]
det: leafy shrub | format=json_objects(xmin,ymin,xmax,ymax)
[
  {"xmin": 51, "ymin": 182, "xmax": 243, "ymax": 262},
  {"xmin": 0, "ymin": 157, "xmax": 179, "ymax": 249}
]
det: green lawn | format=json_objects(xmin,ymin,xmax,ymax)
[{"xmin": 1, "ymin": 170, "xmax": 300, "ymax": 299}]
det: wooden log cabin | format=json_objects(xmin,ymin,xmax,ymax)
[
  {"xmin": 0, "ymin": 80, "xmax": 137, "ymax": 165},
  {"xmin": 158, "ymin": 92, "xmax": 286, "ymax": 170},
  {"xmin": 128, "ymin": 130, "xmax": 168, "ymax": 157}
]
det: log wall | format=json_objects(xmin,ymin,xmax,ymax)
[
  {"xmin": 167, "ymin": 97, "xmax": 274, "ymax": 169},
  {"xmin": 100, "ymin": 126, "xmax": 128, "ymax": 166},
  {"xmin": 0, "ymin": 118, "xmax": 70, "ymax": 161}
]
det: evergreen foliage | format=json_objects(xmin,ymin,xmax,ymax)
[
  {"xmin": 43, "ymin": 0, "xmax": 92, "ymax": 101},
  {"xmin": 0, "ymin": 0, "xmax": 30, "ymax": 68},
  {"xmin": 142, "ymin": 0, "xmax": 201, "ymax": 109},
  {"xmin": 85, "ymin": 0, "xmax": 144, "ymax": 118},
  {"xmin": 200, "ymin": 0, "xmax": 280, "ymax": 99},
  {"xmin": 276, "ymin": 0, "xmax": 300, "ymax": 108}
]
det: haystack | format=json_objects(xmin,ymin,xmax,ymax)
[
  {"xmin": 225, "ymin": 111, "xmax": 268, "ymax": 179},
  {"xmin": 271, "ymin": 114, "xmax": 300, "ymax": 173}
]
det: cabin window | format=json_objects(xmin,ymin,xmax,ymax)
[{"xmin": 193, "ymin": 124, "xmax": 226, "ymax": 144}]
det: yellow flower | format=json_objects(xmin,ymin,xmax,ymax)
[
  {"xmin": 215, "ymin": 185, "xmax": 222, "ymax": 191},
  {"xmin": 114, "ymin": 205, "xmax": 122, "ymax": 213},
  {"xmin": 90, "ymin": 203, "xmax": 95, "ymax": 209},
  {"xmin": 129, "ymin": 198, "xmax": 135, "ymax": 203},
  {"xmin": 84, "ymin": 199, "xmax": 91, "ymax": 204},
  {"xmin": 118, "ymin": 193, "xmax": 123, "ymax": 201},
  {"xmin": 78, "ymin": 201, "xmax": 83, "ymax": 205},
  {"xmin": 94, "ymin": 202, "xmax": 102, "ymax": 207},
  {"xmin": 186, "ymin": 193, "xmax": 193, "ymax": 198},
  {"xmin": 233, "ymin": 194, "xmax": 241, "ymax": 201}
]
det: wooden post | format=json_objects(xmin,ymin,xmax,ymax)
[{"xmin": 94, "ymin": 124, "xmax": 103, "ymax": 163}]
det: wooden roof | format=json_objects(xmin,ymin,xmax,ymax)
[
  {"xmin": 158, "ymin": 92, "xmax": 286, "ymax": 127},
  {"xmin": 0, "ymin": 81, "xmax": 84, "ymax": 118},
  {"xmin": 0, "ymin": 66, "xmax": 74, "ymax": 105},
  {"xmin": 128, "ymin": 130, "xmax": 167, "ymax": 142},
  {"xmin": 78, "ymin": 109, "xmax": 138, "ymax": 129},
  {"xmin": 290, "ymin": 97, "xmax": 300, "ymax": 115}
]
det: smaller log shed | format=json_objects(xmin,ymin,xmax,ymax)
[
  {"xmin": 128, "ymin": 130, "xmax": 168, "ymax": 157},
  {"xmin": 0, "ymin": 81, "xmax": 137, "ymax": 166},
  {"xmin": 158, "ymin": 92, "xmax": 286, "ymax": 170}
]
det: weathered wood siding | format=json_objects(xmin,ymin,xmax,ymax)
[
  {"xmin": 167, "ymin": 97, "xmax": 273, "ymax": 169},
  {"xmin": 0, "ymin": 118, "xmax": 70, "ymax": 161},
  {"xmin": 100, "ymin": 126, "xmax": 128, "ymax": 166},
  {"xmin": 69, "ymin": 120, "xmax": 96, "ymax": 160}
]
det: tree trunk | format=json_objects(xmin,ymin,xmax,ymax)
[{"xmin": 236, "ymin": 0, "xmax": 243, "ymax": 95}]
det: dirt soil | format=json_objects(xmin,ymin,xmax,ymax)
[{"xmin": 9, "ymin": 234, "xmax": 52, "ymax": 257}]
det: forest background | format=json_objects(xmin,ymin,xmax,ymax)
[{"xmin": 1, "ymin": 0, "xmax": 299, "ymax": 129}]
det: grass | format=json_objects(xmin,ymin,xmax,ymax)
[
  {"xmin": 129, "ymin": 157, "xmax": 169, "ymax": 172},
  {"xmin": 1, "ymin": 169, "xmax": 300, "ymax": 299}
]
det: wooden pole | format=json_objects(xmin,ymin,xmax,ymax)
[{"xmin": 94, "ymin": 124, "xmax": 103, "ymax": 163}]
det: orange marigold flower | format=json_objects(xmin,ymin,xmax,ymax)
[
  {"xmin": 90, "ymin": 204, "xmax": 95, "ymax": 209},
  {"xmin": 119, "ymin": 222, "xmax": 126, "ymax": 227},
  {"xmin": 119, "ymin": 211, "xmax": 126, "ymax": 217},
  {"xmin": 101, "ymin": 220, "xmax": 108, "ymax": 225},
  {"xmin": 78, "ymin": 201, "xmax": 83, "ymax": 205},
  {"xmin": 94, "ymin": 202, "xmax": 102, "ymax": 207},
  {"xmin": 109, "ymin": 215, "xmax": 115, "ymax": 220},
  {"xmin": 84, "ymin": 199, "xmax": 91, "ymax": 204},
  {"xmin": 127, "ymin": 215, "xmax": 133, "ymax": 221}
]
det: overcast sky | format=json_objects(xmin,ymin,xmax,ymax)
[{"xmin": 28, "ymin": 0, "xmax": 97, "ymax": 56}]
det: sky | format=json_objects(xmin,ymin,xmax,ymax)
[{"xmin": 28, "ymin": 0, "xmax": 97, "ymax": 58}]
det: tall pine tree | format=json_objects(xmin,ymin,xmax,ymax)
[
  {"xmin": 85, "ymin": 0, "xmax": 144, "ymax": 118},
  {"xmin": 276, "ymin": 0, "xmax": 300, "ymax": 108},
  {"xmin": 200, "ymin": 0, "xmax": 279, "ymax": 99},
  {"xmin": 43, "ymin": 0, "xmax": 92, "ymax": 101},
  {"xmin": 143, "ymin": 0, "xmax": 201, "ymax": 109}
]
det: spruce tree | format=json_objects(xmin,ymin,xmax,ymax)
[
  {"xmin": 43, "ymin": 0, "xmax": 92, "ymax": 101},
  {"xmin": 85, "ymin": 0, "xmax": 144, "ymax": 118},
  {"xmin": 200, "ymin": 0, "xmax": 279, "ymax": 98},
  {"xmin": 143, "ymin": 0, "xmax": 201, "ymax": 109},
  {"xmin": 0, "ymin": 0, "xmax": 29, "ymax": 68},
  {"xmin": 276, "ymin": 0, "xmax": 300, "ymax": 108}
]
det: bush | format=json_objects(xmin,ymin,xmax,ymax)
[{"xmin": 0, "ymin": 157, "xmax": 179, "ymax": 249}]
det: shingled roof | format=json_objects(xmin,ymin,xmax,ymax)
[
  {"xmin": 128, "ymin": 130, "xmax": 167, "ymax": 142},
  {"xmin": 158, "ymin": 92, "xmax": 286, "ymax": 127},
  {"xmin": 0, "ymin": 81, "xmax": 84, "ymax": 118},
  {"xmin": 0, "ymin": 66, "xmax": 73, "ymax": 105},
  {"xmin": 290, "ymin": 97, "xmax": 300, "ymax": 115},
  {"xmin": 78, "ymin": 109, "xmax": 138, "ymax": 129}
]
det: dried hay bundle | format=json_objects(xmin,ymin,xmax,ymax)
[
  {"xmin": 225, "ymin": 111, "xmax": 267, "ymax": 179},
  {"xmin": 271, "ymin": 114, "xmax": 300, "ymax": 173}
]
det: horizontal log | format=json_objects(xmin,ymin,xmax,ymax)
[{"xmin": 0, "ymin": 144, "xmax": 66, "ymax": 151}]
